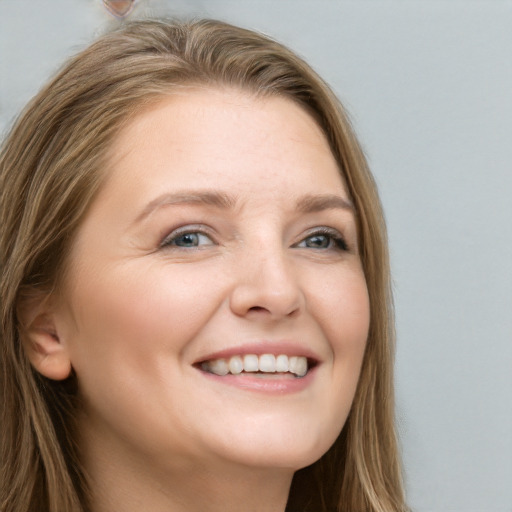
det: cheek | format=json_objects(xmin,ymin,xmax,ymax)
[
  {"xmin": 60, "ymin": 263, "xmax": 229, "ymax": 453},
  {"xmin": 64, "ymin": 262, "xmax": 225, "ymax": 384},
  {"xmin": 310, "ymin": 267, "xmax": 370, "ymax": 406},
  {"xmin": 310, "ymin": 267, "xmax": 370, "ymax": 352}
]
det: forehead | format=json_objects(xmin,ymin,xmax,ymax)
[{"xmin": 98, "ymin": 87, "xmax": 348, "ymax": 210}]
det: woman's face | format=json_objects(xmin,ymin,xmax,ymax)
[{"xmin": 55, "ymin": 89, "xmax": 369, "ymax": 475}]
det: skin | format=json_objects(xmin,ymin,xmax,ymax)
[{"xmin": 29, "ymin": 88, "xmax": 370, "ymax": 511}]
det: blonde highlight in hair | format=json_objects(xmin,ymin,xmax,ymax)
[{"xmin": 1, "ymin": 19, "xmax": 408, "ymax": 512}]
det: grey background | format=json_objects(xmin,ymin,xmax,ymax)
[{"xmin": 1, "ymin": 1, "xmax": 511, "ymax": 511}]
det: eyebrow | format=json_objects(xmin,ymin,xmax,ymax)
[
  {"xmin": 134, "ymin": 190, "xmax": 354, "ymax": 225},
  {"xmin": 296, "ymin": 194, "xmax": 354, "ymax": 213},
  {"xmin": 134, "ymin": 191, "xmax": 236, "ymax": 224}
]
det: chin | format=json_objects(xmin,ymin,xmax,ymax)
[{"xmin": 203, "ymin": 417, "xmax": 343, "ymax": 471}]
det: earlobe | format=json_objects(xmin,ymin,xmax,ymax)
[{"xmin": 18, "ymin": 296, "xmax": 72, "ymax": 381}]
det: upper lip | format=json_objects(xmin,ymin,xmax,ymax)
[{"xmin": 194, "ymin": 341, "xmax": 322, "ymax": 365}]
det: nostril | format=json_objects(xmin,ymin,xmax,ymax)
[{"xmin": 248, "ymin": 306, "xmax": 268, "ymax": 313}]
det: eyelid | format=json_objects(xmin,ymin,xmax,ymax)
[
  {"xmin": 159, "ymin": 224, "xmax": 215, "ymax": 248},
  {"xmin": 294, "ymin": 226, "xmax": 349, "ymax": 251}
]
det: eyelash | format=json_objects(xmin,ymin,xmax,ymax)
[
  {"xmin": 294, "ymin": 227, "xmax": 349, "ymax": 252},
  {"xmin": 160, "ymin": 226, "xmax": 348, "ymax": 252},
  {"xmin": 160, "ymin": 226, "xmax": 214, "ymax": 249}
]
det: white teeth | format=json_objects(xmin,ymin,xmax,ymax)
[
  {"xmin": 289, "ymin": 356, "xmax": 308, "ymax": 377},
  {"xmin": 203, "ymin": 358, "xmax": 229, "ymax": 376},
  {"xmin": 259, "ymin": 354, "xmax": 276, "ymax": 372},
  {"xmin": 228, "ymin": 355, "xmax": 243, "ymax": 374},
  {"xmin": 275, "ymin": 354, "xmax": 289, "ymax": 372},
  {"xmin": 243, "ymin": 354, "xmax": 259, "ymax": 372},
  {"xmin": 202, "ymin": 354, "xmax": 309, "ymax": 377}
]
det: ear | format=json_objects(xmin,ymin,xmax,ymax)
[{"xmin": 17, "ymin": 292, "xmax": 72, "ymax": 381}]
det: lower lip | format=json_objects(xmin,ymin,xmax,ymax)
[{"xmin": 196, "ymin": 367, "xmax": 317, "ymax": 394}]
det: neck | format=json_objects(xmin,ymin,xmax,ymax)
[{"xmin": 82, "ymin": 437, "xmax": 293, "ymax": 512}]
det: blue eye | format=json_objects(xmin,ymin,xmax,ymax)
[
  {"xmin": 296, "ymin": 230, "xmax": 348, "ymax": 251},
  {"xmin": 161, "ymin": 230, "xmax": 213, "ymax": 248}
]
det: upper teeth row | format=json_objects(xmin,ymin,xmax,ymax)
[{"xmin": 201, "ymin": 354, "xmax": 308, "ymax": 377}]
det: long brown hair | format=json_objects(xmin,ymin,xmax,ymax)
[{"xmin": 0, "ymin": 19, "xmax": 407, "ymax": 512}]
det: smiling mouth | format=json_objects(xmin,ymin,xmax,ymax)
[{"xmin": 199, "ymin": 354, "xmax": 315, "ymax": 378}]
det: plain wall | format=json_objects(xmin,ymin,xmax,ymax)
[{"xmin": 1, "ymin": 1, "xmax": 511, "ymax": 511}]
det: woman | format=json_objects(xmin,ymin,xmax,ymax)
[{"xmin": 0, "ymin": 19, "xmax": 407, "ymax": 512}]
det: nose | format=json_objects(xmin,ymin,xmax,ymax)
[{"xmin": 229, "ymin": 244, "xmax": 304, "ymax": 320}]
